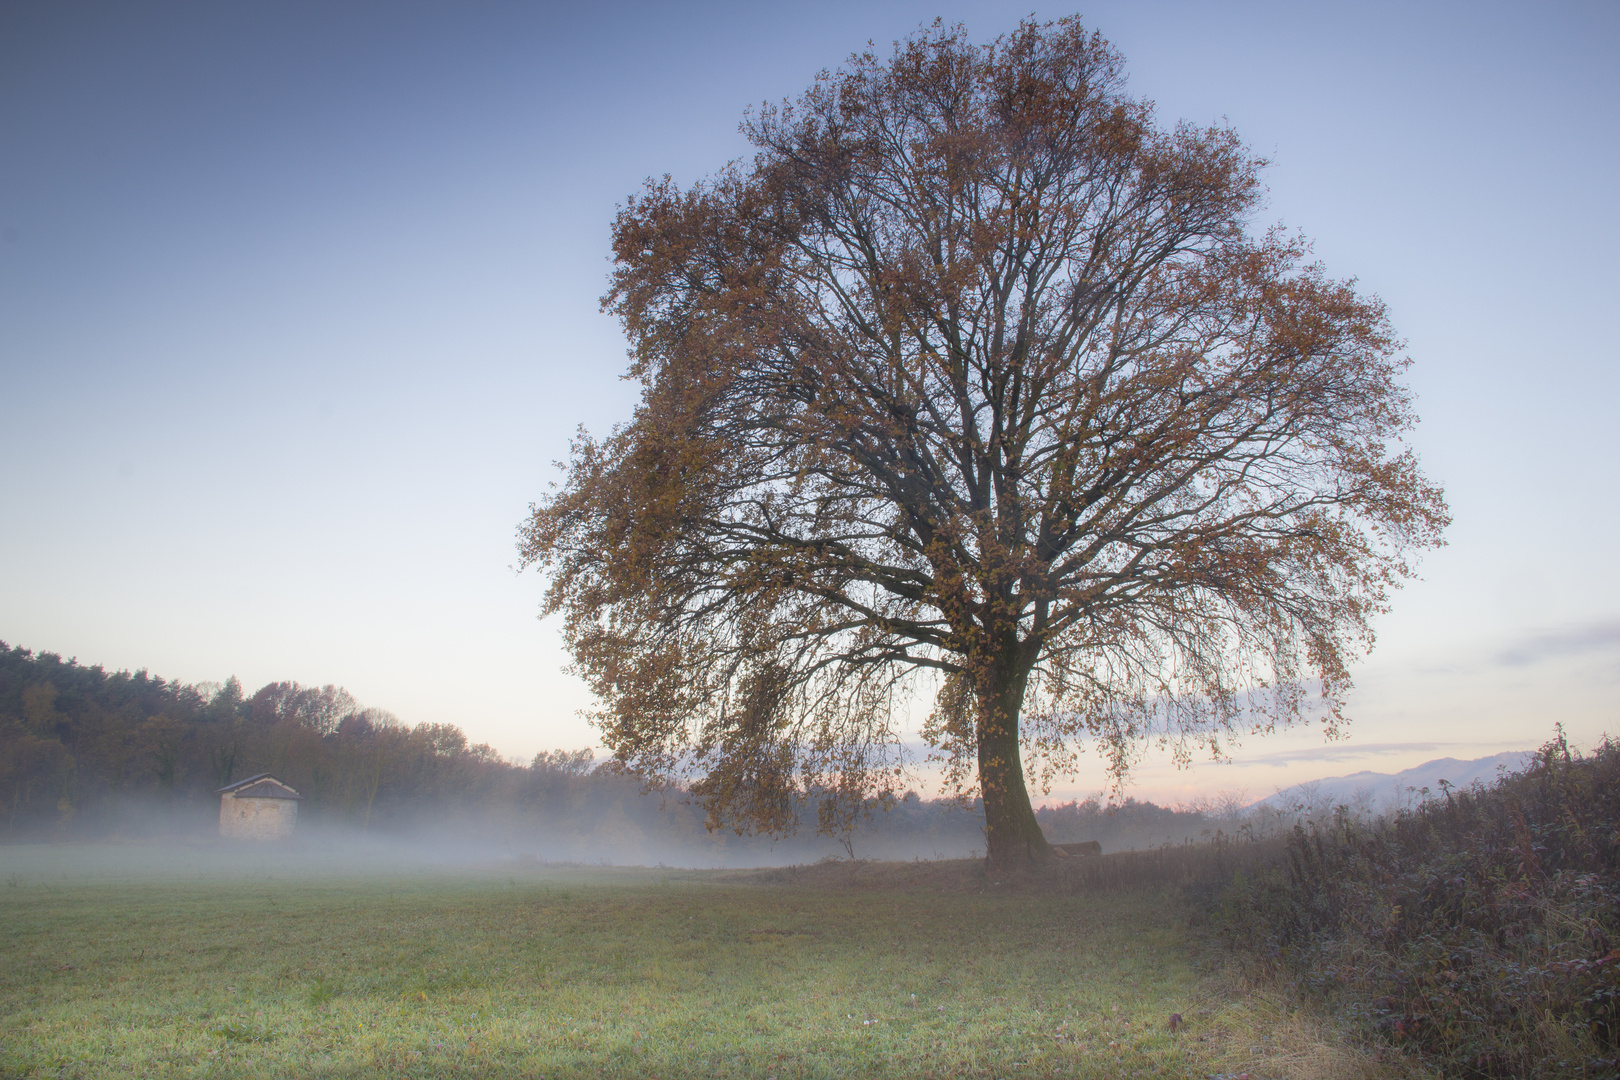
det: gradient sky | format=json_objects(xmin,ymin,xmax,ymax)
[{"xmin": 3, "ymin": 0, "xmax": 1616, "ymax": 805}]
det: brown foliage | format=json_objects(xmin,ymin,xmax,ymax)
[{"xmin": 519, "ymin": 18, "xmax": 1446, "ymax": 869}]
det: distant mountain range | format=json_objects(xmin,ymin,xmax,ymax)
[{"xmin": 1252, "ymin": 750, "xmax": 1536, "ymax": 813}]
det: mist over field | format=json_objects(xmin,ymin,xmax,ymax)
[
  {"xmin": 4, "ymin": 640, "xmax": 1546, "ymax": 875},
  {"xmin": 0, "ymin": 780, "xmax": 1257, "ymax": 872}
]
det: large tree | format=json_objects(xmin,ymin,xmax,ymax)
[{"xmin": 519, "ymin": 19, "xmax": 1447, "ymax": 871}]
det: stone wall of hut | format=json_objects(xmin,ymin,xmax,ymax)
[{"xmin": 219, "ymin": 794, "xmax": 298, "ymax": 840}]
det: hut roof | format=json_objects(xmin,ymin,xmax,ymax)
[{"xmin": 215, "ymin": 773, "xmax": 303, "ymax": 800}]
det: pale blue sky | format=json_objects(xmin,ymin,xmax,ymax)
[{"xmin": 2, "ymin": 0, "xmax": 1616, "ymax": 803}]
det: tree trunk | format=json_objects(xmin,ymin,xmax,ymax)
[{"xmin": 977, "ymin": 654, "xmax": 1052, "ymax": 874}]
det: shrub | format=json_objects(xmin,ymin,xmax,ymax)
[{"xmin": 1210, "ymin": 731, "xmax": 1620, "ymax": 1078}]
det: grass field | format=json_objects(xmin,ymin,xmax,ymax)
[{"xmin": 0, "ymin": 844, "xmax": 1416, "ymax": 1079}]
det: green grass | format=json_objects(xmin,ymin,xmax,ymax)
[{"xmin": 0, "ymin": 844, "xmax": 1410, "ymax": 1078}]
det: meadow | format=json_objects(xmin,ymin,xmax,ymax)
[{"xmin": 0, "ymin": 844, "xmax": 1408, "ymax": 1079}]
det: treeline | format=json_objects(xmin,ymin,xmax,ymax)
[
  {"xmin": 1037, "ymin": 794, "xmax": 1229, "ymax": 852},
  {"xmin": 0, "ymin": 641, "xmax": 530, "ymax": 835},
  {"xmin": 0, "ymin": 642, "xmax": 994, "ymax": 860},
  {"xmin": 0, "ymin": 640, "xmax": 1247, "ymax": 861}
]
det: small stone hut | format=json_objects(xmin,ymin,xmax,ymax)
[{"xmin": 216, "ymin": 774, "xmax": 303, "ymax": 840}]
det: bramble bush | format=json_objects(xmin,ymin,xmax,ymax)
[{"xmin": 1210, "ymin": 730, "xmax": 1619, "ymax": 1078}]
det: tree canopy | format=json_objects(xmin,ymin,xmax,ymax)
[{"xmin": 519, "ymin": 18, "xmax": 1448, "ymax": 870}]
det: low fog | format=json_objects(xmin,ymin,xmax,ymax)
[
  {"xmin": 0, "ymin": 775, "xmax": 1401, "ymax": 886},
  {"xmin": 4, "ymin": 641, "xmax": 1490, "ymax": 878}
]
